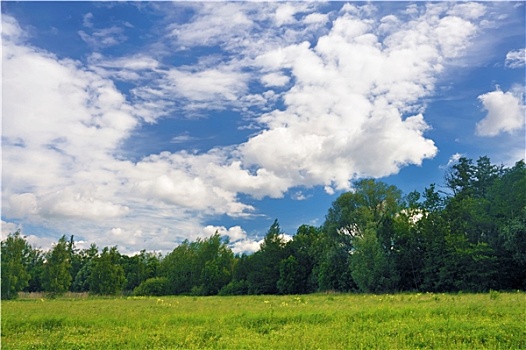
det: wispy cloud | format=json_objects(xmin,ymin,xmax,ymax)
[{"xmin": 505, "ymin": 48, "xmax": 525, "ymax": 69}]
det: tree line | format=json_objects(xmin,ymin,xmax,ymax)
[{"xmin": 2, "ymin": 156, "xmax": 525, "ymax": 299}]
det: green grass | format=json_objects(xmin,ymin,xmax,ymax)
[{"xmin": 2, "ymin": 292, "xmax": 525, "ymax": 349}]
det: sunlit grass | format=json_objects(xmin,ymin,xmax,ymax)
[{"xmin": 2, "ymin": 292, "xmax": 525, "ymax": 349}]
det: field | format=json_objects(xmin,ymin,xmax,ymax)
[{"xmin": 2, "ymin": 292, "xmax": 525, "ymax": 349}]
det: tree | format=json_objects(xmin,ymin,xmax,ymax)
[
  {"xmin": 350, "ymin": 227, "xmax": 398, "ymax": 293},
  {"xmin": 161, "ymin": 233, "xmax": 234, "ymax": 295},
  {"xmin": 88, "ymin": 246, "xmax": 126, "ymax": 295},
  {"xmin": 122, "ymin": 250, "xmax": 160, "ymax": 292},
  {"xmin": 247, "ymin": 220, "xmax": 288, "ymax": 294},
  {"xmin": 197, "ymin": 233, "xmax": 234, "ymax": 295},
  {"xmin": 25, "ymin": 246, "xmax": 45, "ymax": 292},
  {"xmin": 161, "ymin": 240, "xmax": 196, "ymax": 294},
  {"xmin": 42, "ymin": 235, "xmax": 72, "ymax": 297},
  {"xmin": 278, "ymin": 225, "xmax": 323, "ymax": 294},
  {"xmin": 322, "ymin": 179, "xmax": 402, "ymax": 292},
  {"xmin": 1, "ymin": 231, "xmax": 31, "ymax": 299},
  {"xmin": 71, "ymin": 244, "xmax": 98, "ymax": 292}
]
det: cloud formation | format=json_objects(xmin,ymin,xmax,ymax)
[
  {"xmin": 476, "ymin": 87, "xmax": 525, "ymax": 137},
  {"xmin": 505, "ymin": 48, "xmax": 525, "ymax": 69},
  {"xmin": 2, "ymin": 2, "xmax": 514, "ymax": 253}
]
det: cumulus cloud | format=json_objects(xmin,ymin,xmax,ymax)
[
  {"xmin": 203, "ymin": 225, "xmax": 263, "ymax": 254},
  {"xmin": 204, "ymin": 225, "xmax": 247, "ymax": 241},
  {"xmin": 476, "ymin": 87, "xmax": 525, "ymax": 136},
  {"xmin": 1, "ymin": 2, "xmax": 502, "ymax": 253}
]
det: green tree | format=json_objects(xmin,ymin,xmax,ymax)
[
  {"xmin": 122, "ymin": 250, "xmax": 160, "ymax": 292},
  {"xmin": 350, "ymin": 227, "xmax": 397, "ymax": 293},
  {"xmin": 71, "ymin": 244, "xmax": 98, "ymax": 292},
  {"xmin": 322, "ymin": 179, "xmax": 402, "ymax": 292},
  {"xmin": 161, "ymin": 240, "xmax": 196, "ymax": 294},
  {"xmin": 1, "ymin": 231, "xmax": 31, "ymax": 299},
  {"xmin": 25, "ymin": 246, "xmax": 45, "ymax": 292},
  {"xmin": 161, "ymin": 233, "xmax": 234, "ymax": 295},
  {"xmin": 247, "ymin": 220, "xmax": 288, "ymax": 294},
  {"xmin": 197, "ymin": 234, "xmax": 234, "ymax": 295},
  {"xmin": 278, "ymin": 225, "xmax": 324, "ymax": 294},
  {"xmin": 42, "ymin": 235, "xmax": 72, "ymax": 297},
  {"xmin": 88, "ymin": 246, "xmax": 126, "ymax": 295}
]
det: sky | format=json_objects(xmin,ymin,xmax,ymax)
[{"xmin": 2, "ymin": 1, "xmax": 525, "ymax": 255}]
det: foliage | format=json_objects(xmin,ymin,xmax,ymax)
[
  {"xmin": 161, "ymin": 233, "xmax": 233, "ymax": 295},
  {"xmin": 133, "ymin": 277, "xmax": 169, "ymax": 296},
  {"xmin": 88, "ymin": 246, "xmax": 126, "ymax": 295},
  {"xmin": 1, "ymin": 231, "xmax": 31, "ymax": 299},
  {"xmin": 247, "ymin": 219, "xmax": 289, "ymax": 294},
  {"xmin": 42, "ymin": 235, "xmax": 72, "ymax": 298}
]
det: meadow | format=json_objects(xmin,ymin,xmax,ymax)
[{"xmin": 2, "ymin": 292, "xmax": 525, "ymax": 349}]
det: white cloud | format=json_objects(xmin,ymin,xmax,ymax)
[
  {"xmin": 166, "ymin": 2, "xmax": 259, "ymax": 52},
  {"xmin": 1, "ymin": 3, "xmax": 505, "ymax": 253},
  {"xmin": 203, "ymin": 225, "xmax": 265, "ymax": 254},
  {"xmin": 79, "ymin": 26, "xmax": 127, "ymax": 48},
  {"xmin": 505, "ymin": 48, "xmax": 525, "ymax": 69},
  {"xmin": 170, "ymin": 133, "xmax": 197, "ymax": 144},
  {"xmin": 476, "ymin": 87, "xmax": 525, "ymax": 136},
  {"xmin": 261, "ymin": 72, "xmax": 290, "ymax": 87},
  {"xmin": 82, "ymin": 12, "xmax": 94, "ymax": 28},
  {"xmin": 443, "ymin": 153, "xmax": 464, "ymax": 168},
  {"xmin": 167, "ymin": 67, "xmax": 249, "ymax": 103},
  {"xmin": 291, "ymin": 191, "xmax": 310, "ymax": 201},
  {"xmin": 1, "ymin": 221, "xmax": 22, "ymax": 240},
  {"xmin": 447, "ymin": 2, "xmax": 486, "ymax": 20},
  {"xmin": 203, "ymin": 225, "xmax": 246, "ymax": 242},
  {"xmin": 230, "ymin": 239, "xmax": 262, "ymax": 255}
]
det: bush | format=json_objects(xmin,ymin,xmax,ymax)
[
  {"xmin": 218, "ymin": 280, "xmax": 249, "ymax": 296},
  {"xmin": 133, "ymin": 277, "xmax": 169, "ymax": 296}
]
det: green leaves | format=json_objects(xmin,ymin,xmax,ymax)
[
  {"xmin": 42, "ymin": 235, "xmax": 72, "ymax": 298},
  {"xmin": 88, "ymin": 246, "xmax": 126, "ymax": 295},
  {"xmin": 1, "ymin": 231, "xmax": 31, "ymax": 299}
]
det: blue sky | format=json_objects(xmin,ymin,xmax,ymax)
[{"xmin": 2, "ymin": 1, "xmax": 525, "ymax": 254}]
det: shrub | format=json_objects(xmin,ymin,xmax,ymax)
[
  {"xmin": 218, "ymin": 280, "xmax": 249, "ymax": 296},
  {"xmin": 133, "ymin": 277, "xmax": 169, "ymax": 296}
]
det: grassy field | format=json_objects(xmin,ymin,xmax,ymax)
[{"xmin": 2, "ymin": 292, "xmax": 525, "ymax": 349}]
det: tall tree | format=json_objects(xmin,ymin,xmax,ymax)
[
  {"xmin": 278, "ymin": 225, "xmax": 324, "ymax": 294},
  {"xmin": 1, "ymin": 231, "xmax": 31, "ymax": 299},
  {"xmin": 25, "ymin": 246, "xmax": 45, "ymax": 292},
  {"xmin": 322, "ymin": 179, "xmax": 402, "ymax": 292},
  {"xmin": 88, "ymin": 246, "xmax": 126, "ymax": 295},
  {"xmin": 161, "ymin": 240, "xmax": 197, "ymax": 294},
  {"xmin": 71, "ymin": 244, "xmax": 98, "ymax": 292},
  {"xmin": 247, "ymin": 220, "xmax": 288, "ymax": 294},
  {"xmin": 42, "ymin": 235, "xmax": 72, "ymax": 297}
]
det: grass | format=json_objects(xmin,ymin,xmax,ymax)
[{"xmin": 2, "ymin": 292, "xmax": 525, "ymax": 349}]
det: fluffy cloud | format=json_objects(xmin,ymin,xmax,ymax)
[
  {"xmin": 1, "ymin": 3, "xmax": 500, "ymax": 253},
  {"xmin": 476, "ymin": 87, "xmax": 525, "ymax": 136},
  {"xmin": 241, "ymin": 4, "xmax": 486, "ymax": 191},
  {"xmin": 203, "ymin": 225, "xmax": 262, "ymax": 254}
]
